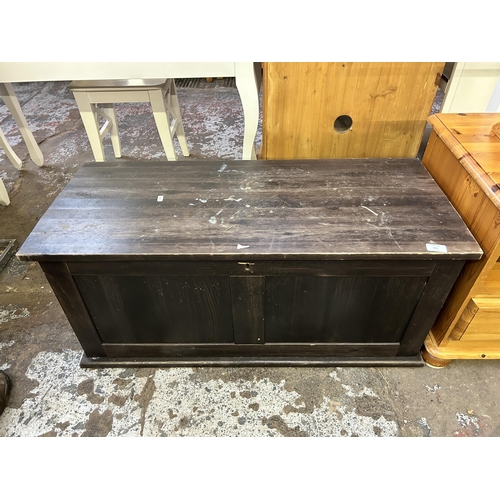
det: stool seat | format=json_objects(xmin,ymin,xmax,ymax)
[
  {"xmin": 69, "ymin": 78, "xmax": 169, "ymax": 90},
  {"xmin": 69, "ymin": 78, "xmax": 189, "ymax": 162}
]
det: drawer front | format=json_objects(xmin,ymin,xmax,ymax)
[{"xmin": 459, "ymin": 297, "xmax": 500, "ymax": 342}]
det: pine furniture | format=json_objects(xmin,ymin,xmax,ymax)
[{"xmin": 422, "ymin": 113, "xmax": 500, "ymax": 365}]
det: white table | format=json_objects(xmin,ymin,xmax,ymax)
[{"xmin": 0, "ymin": 62, "xmax": 262, "ymax": 160}]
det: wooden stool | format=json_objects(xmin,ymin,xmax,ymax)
[{"xmin": 69, "ymin": 78, "xmax": 189, "ymax": 161}]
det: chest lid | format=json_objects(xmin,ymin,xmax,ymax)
[{"xmin": 17, "ymin": 158, "xmax": 482, "ymax": 262}]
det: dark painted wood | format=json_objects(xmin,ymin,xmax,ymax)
[
  {"xmin": 66, "ymin": 260, "xmax": 437, "ymax": 276},
  {"xmin": 230, "ymin": 276, "xmax": 265, "ymax": 343},
  {"xmin": 102, "ymin": 342, "xmax": 399, "ymax": 358},
  {"xmin": 18, "ymin": 159, "xmax": 483, "ymax": 367},
  {"xmin": 17, "ymin": 159, "xmax": 482, "ymax": 262},
  {"xmin": 397, "ymin": 261, "xmax": 465, "ymax": 356},
  {"xmin": 39, "ymin": 262, "xmax": 105, "ymax": 357},
  {"xmin": 74, "ymin": 275, "xmax": 234, "ymax": 343},
  {"xmin": 265, "ymin": 275, "xmax": 428, "ymax": 343},
  {"xmin": 81, "ymin": 354, "xmax": 424, "ymax": 368}
]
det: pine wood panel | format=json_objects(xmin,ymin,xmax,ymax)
[
  {"xmin": 475, "ymin": 262, "xmax": 500, "ymax": 297},
  {"xmin": 427, "ymin": 113, "xmax": 500, "ymax": 196},
  {"xmin": 261, "ymin": 62, "xmax": 444, "ymax": 159},
  {"xmin": 424, "ymin": 332, "xmax": 500, "ymax": 360},
  {"xmin": 423, "ymin": 113, "xmax": 500, "ymax": 361},
  {"xmin": 456, "ymin": 298, "xmax": 500, "ymax": 343},
  {"xmin": 423, "ymin": 129, "xmax": 500, "ymax": 345}
]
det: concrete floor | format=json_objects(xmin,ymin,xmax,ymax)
[{"xmin": 1, "ymin": 80, "xmax": 500, "ymax": 439}]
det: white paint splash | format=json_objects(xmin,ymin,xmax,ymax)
[
  {"xmin": 456, "ymin": 412, "xmax": 480, "ymax": 431},
  {"xmin": 425, "ymin": 384, "xmax": 441, "ymax": 393},
  {"xmin": 0, "ymin": 350, "xmax": 399, "ymax": 437},
  {"xmin": 0, "ymin": 340, "xmax": 15, "ymax": 371},
  {"xmin": 208, "ymin": 217, "xmax": 217, "ymax": 224},
  {"xmin": 361, "ymin": 205, "xmax": 378, "ymax": 216},
  {"xmin": 0, "ymin": 305, "xmax": 30, "ymax": 323},
  {"xmin": 237, "ymin": 244, "xmax": 249, "ymax": 249}
]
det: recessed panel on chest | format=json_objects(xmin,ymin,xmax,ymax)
[{"xmin": 72, "ymin": 260, "xmax": 433, "ymax": 346}]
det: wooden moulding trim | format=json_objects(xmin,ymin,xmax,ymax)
[
  {"xmin": 102, "ymin": 342, "xmax": 400, "ymax": 358},
  {"xmin": 80, "ymin": 354, "xmax": 425, "ymax": 368},
  {"xmin": 427, "ymin": 114, "xmax": 500, "ymax": 211},
  {"xmin": 424, "ymin": 330, "xmax": 500, "ymax": 360},
  {"xmin": 448, "ymin": 298, "xmax": 479, "ymax": 341}
]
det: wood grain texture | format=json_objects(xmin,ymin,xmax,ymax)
[
  {"xmin": 397, "ymin": 261, "xmax": 464, "ymax": 356},
  {"xmin": 17, "ymin": 159, "xmax": 481, "ymax": 262},
  {"xmin": 423, "ymin": 113, "xmax": 500, "ymax": 360},
  {"xmin": 261, "ymin": 62, "xmax": 444, "ymax": 159},
  {"xmin": 423, "ymin": 130, "xmax": 500, "ymax": 344},
  {"xmin": 427, "ymin": 113, "xmax": 500, "ymax": 200},
  {"xmin": 81, "ymin": 354, "xmax": 424, "ymax": 367},
  {"xmin": 39, "ymin": 262, "xmax": 106, "ymax": 357},
  {"xmin": 101, "ymin": 342, "xmax": 399, "ymax": 358},
  {"xmin": 230, "ymin": 276, "xmax": 265, "ymax": 343},
  {"xmin": 74, "ymin": 274, "xmax": 234, "ymax": 343},
  {"xmin": 19, "ymin": 158, "xmax": 481, "ymax": 366},
  {"xmin": 265, "ymin": 275, "xmax": 427, "ymax": 343}
]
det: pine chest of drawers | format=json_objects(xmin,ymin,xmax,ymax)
[{"xmin": 422, "ymin": 113, "xmax": 500, "ymax": 365}]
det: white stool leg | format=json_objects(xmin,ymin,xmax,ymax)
[
  {"xmin": 235, "ymin": 62, "xmax": 261, "ymax": 160},
  {"xmin": 0, "ymin": 178, "xmax": 10, "ymax": 206},
  {"xmin": 0, "ymin": 83, "xmax": 43, "ymax": 167},
  {"xmin": 149, "ymin": 88, "xmax": 177, "ymax": 161},
  {"xmin": 100, "ymin": 104, "xmax": 122, "ymax": 158},
  {"xmin": 0, "ymin": 125, "xmax": 23, "ymax": 169},
  {"xmin": 0, "ymin": 83, "xmax": 44, "ymax": 167},
  {"xmin": 72, "ymin": 92, "xmax": 106, "ymax": 161},
  {"xmin": 167, "ymin": 81, "xmax": 189, "ymax": 157}
]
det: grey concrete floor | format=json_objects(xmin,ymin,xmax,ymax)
[{"xmin": 1, "ymin": 80, "xmax": 499, "ymax": 442}]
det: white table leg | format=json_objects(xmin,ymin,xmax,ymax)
[
  {"xmin": 0, "ymin": 125, "xmax": 23, "ymax": 169},
  {"xmin": 168, "ymin": 81, "xmax": 189, "ymax": 157},
  {"xmin": 73, "ymin": 92, "xmax": 106, "ymax": 161},
  {"xmin": 0, "ymin": 83, "xmax": 44, "ymax": 166},
  {"xmin": 149, "ymin": 89, "xmax": 177, "ymax": 161},
  {"xmin": 235, "ymin": 62, "xmax": 261, "ymax": 160},
  {"xmin": 0, "ymin": 178, "xmax": 10, "ymax": 206},
  {"xmin": 100, "ymin": 104, "xmax": 122, "ymax": 158}
]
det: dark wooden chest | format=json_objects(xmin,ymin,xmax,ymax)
[{"xmin": 17, "ymin": 159, "xmax": 482, "ymax": 367}]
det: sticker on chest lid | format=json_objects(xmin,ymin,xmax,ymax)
[{"xmin": 426, "ymin": 243, "xmax": 448, "ymax": 253}]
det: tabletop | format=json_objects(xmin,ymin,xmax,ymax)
[{"xmin": 17, "ymin": 159, "xmax": 482, "ymax": 262}]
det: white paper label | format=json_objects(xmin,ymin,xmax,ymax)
[{"xmin": 426, "ymin": 243, "xmax": 447, "ymax": 253}]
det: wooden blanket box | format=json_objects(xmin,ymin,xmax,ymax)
[{"xmin": 17, "ymin": 159, "xmax": 481, "ymax": 367}]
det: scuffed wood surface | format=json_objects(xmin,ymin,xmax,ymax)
[{"xmin": 18, "ymin": 159, "xmax": 481, "ymax": 261}]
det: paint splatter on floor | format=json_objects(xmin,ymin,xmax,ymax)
[{"xmin": 0, "ymin": 349, "xmax": 399, "ymax": 437}]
